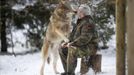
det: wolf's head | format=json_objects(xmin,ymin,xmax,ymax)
[{"xmin": 60, "ymin": 0, "xmax": 79, "ymax": 12}]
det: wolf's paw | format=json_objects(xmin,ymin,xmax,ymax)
[
  {"xmin": 64, "ymin": 39, "xmax": 69, "ymax": 43},
  {"xmin": 55, "ymin": 71, "xmax": 60, "ymax": 74}
]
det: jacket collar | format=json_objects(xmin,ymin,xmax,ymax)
[{"xmin": 77, "ymin": 15, "xmax": 91, "ymax": 24}]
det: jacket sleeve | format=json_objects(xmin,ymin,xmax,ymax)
[{"xmin": 71, "ymin": 23, "xmax": 94, "ymax": 47}]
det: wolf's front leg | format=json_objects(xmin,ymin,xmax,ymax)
[{"xmin": 55, "ymin": 29, "xmax": 69, "ymax": 42}]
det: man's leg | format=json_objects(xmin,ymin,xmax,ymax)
[
  {"xmin": 80, "ymin": 56, "xmax": 91, "ymax": 74},
  {"xmin": 67, "ymin": 47, "xmax": 78, "ymax": 75},
  {"xmin": 80, "ymin": 49, "xmax": 97, "ymax": 74}
]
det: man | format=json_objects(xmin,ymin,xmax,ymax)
[{"xmin": 59, "ymin": 4, "xmax": 99, "ymax": 75}]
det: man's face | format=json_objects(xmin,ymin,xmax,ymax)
[{"xmin": 77, "ymin": 9, "xmax": 84, "ymax": 18}]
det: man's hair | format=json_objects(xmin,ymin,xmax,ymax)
[{"xmin": 78, "ymin": 4, "xmax": 91, "ymax": 16}]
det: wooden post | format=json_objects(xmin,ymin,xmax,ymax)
[
  {"xmin": 116, "ymin": 0, "xmax": 126, "ymax": 75},
  {"xmin": 127, "ymin": 0, "xmax": 134, "ymax": 75}
]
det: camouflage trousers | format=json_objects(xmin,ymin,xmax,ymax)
[{"xmin": 59, "ymin": 46, "xmax": 97, "ymax": 75}]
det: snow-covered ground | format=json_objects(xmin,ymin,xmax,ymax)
[
  {"xmin": 0, "ymin": 53, "xmax": 115, "ymax": 75},
  {"xmin": 0, "ymin": 35, "xmax": 116, "ymax": 75}
]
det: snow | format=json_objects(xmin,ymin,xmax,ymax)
[
  {"xmin": 0, "ymin": 52, "xmax": 116, "ymax": 75},
  {"xmin": 0, "ymin": 53, "xmax": 116, "ymax": 75},
  {"xmin": 0, "ymin": 35, "xmax": 116, "ymax": 75},
  {"xmin": 7, "ymin": 29, "xmax": 30, "ymax": 53},
  {"xmin": 12, "ymin": 4, "xmax": 26, "ymax": 11},
  {"xmin": 1, "ymin": 0, "xmax": 116, "ymax": 74}
]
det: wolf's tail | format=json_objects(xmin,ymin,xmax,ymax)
[{"xmin": 47, "ymin": 56, "xmax": 50, "ymax": 64}]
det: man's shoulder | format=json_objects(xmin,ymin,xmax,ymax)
[
  {"xmin": 87, "ymin": 16, "xmax": 94, "ymax": 24},
  {"xmin": 83, "ymin": 16, "xmax": 95, "ymax": 26}
]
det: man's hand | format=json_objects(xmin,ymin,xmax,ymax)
[
  {"xmin": 61, "ymin": 42, "xmax": 76, "ymax": 49},
  {"xmin": 61, "ymin": 42, "xmax": 72, "ymax": 48},
  {"xmin": 66, "ymin": 42, "xmax": 72, "ymax": 47},
  {"xmin": 61, "ymin": 42, "xmax": 68, "ymax": 48},
  {"xmin": 66, "ymin": 42, "xmax": 77, "ymax": 49}
]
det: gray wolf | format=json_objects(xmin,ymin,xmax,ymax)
[{"xmin": 40, "ymin": 0, "xmax": 78, "ymax": 75}]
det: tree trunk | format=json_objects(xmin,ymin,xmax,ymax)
[
  {"xmin": 1, "ymin": 20, "xmax": 7, "ymax": 52},
  {"xmin": 1, "ymin": 0, "xmax": 8, "ymax": 52},
  {"xmin": 127, "ymin": 0, "xmax": 134, "ymax": 75},
  {"xmin": 116, "ymin": 0, "xmax": 126, "ymax": 75}
]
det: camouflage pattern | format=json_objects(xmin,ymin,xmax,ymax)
[
  {"xmin": 59, "ymin": 15, "xmax": 98, "ymax": 75},
  {"xmin": 69, "ymin": 15, "xmax": 98, "ymax": 53}
]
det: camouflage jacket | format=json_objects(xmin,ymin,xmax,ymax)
[{"xmin": 69, "ymin": 15, "xmax": 98, "ymax": 54}]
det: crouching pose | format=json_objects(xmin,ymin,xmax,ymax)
[{"xmin": 59, "ymin": 4, "xmax": 99, "ymax": 75}]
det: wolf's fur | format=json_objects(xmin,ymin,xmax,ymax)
[{"xmin": 40, "ymin": 0, "xmax": 77, "ymax": 75}]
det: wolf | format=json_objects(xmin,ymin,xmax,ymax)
[{"xmin": 40, "ymin": 0, "xmax": 78, "ymax": 75}]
